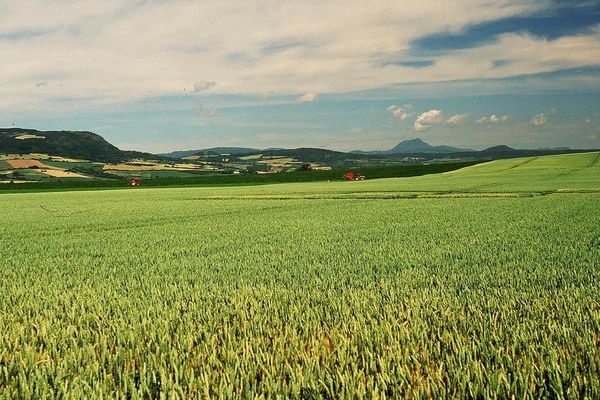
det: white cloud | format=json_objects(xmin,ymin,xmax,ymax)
[
  {"xmin": 446, "ymin": 113, "xmax": 467, "ymax": 126},
  {"xmin": 294, "ymin": 92, "xmax": 318, "ymax": 104},
  {"xmin": 530, "ymin": 113, "xmax": 547, "ymax": 127},
  {"xmin": 0, "ymin": 1, "xmax": 599, "ymax": 112},
  {"xmin": 476, "ymin": 114, "xmax": 511, "ymax": 123},
  {"xmin": 387, "ymin": 104, "xmax": 413, "ymax": 120},
  {"xmin": 193, "ymin": 81, "xmax": 216, "ymax": 92},
  {"xmin": 529, "ymin": 109, "xmax": 559, "ymax": 127},
  {"xmin": 414, "ymin": 109, "xmax": 443, "ymax": 132}
]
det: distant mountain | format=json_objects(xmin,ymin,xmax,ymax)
[
  {"xmin": 536, "ymin": 147, "xmax": 571, "ymax": 151},
  {"xmin": 159, "ymin": 149, "xmax": 204, "ymax": 158},
  {"xmin": 199, "ymin": 147, "xmax": 375, "ymax": 166},
  {"xmin": 254, "ymin": 147, "xmax": 367, "ymax": 161},
  {"xmin": 162, "ymin": 147, "xmax": 261, "ymax": 158},
  {"xmin": 388, "ymin": 138, "xmax": 472, "ymax": 154},
  {"xmin": 353, "ymin": 138, "xmax": 472, "ymax": 154},
  {"xmin": 0, "ymin": 128, "xmax": 156, "ymax": 162},
  {"xmin": 482, "ymin": 145, "xmax": 515, "ymax": 152}
]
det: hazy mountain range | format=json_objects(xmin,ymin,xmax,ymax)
[
  {"xmin": 1, "ymin": 128, "xmax": 587, "ymax": 165},
  {"xmin": 350, "ymin": 138, "xmax": 472, "ymax": 155},
  {"xmin": 159, "ymin": 138, "xmax": 473, "ymax": 158},
  {"xmin": 159, "ymin": 138, "xmax": 573, "ymax": 158}
]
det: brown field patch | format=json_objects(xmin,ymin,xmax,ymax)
[
  {"xmin": 104, "ymin": 164, "xmax": 161, "ymax": 171},
  {"xmin": 7, "ymin": 160, "xmax": 61, "ymax": 170},
  {"xmin": 104, "ymin": 164, "xmax": 198, "ymax": 171},
  {"xmin": 14, "ymin": 134, "xmax": 45, "ymax": 140},
  {"xmin": 40, "ymin": 170, "xmax": 90, "ymax": 179},
  {"xmin": 173, "ymin": 163, "xmax": 200, "ymax": 169},
  {"xmin": 258, "ymin": 157, "xmax": 296, "ymax": 165}
]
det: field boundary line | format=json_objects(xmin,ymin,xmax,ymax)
[
  {"xmin": 588, "ymin": 152, "xmax": 600, "ymax": 167},
  {"xmin": 504, "ymin": 157, "xmax": 539, "ymax": 171},
  {"xmin": 190, "ymin": 190, "xmax": 600, "ymax": 201}
]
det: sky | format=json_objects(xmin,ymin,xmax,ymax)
[{"xmin": 1, "ymin": 0, "xmax": 600, "ymax": 152}]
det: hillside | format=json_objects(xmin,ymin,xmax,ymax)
[
  {"xmin": 2, "ymin": 128, "xmax": 595, "ymax": 185},
  {"xmin": 161, "ymin": 147, "xmax": 262, "ymax": 158},
  {"xmin": 184, "ymin": 151, "xmax": 600, "ymax": 196},
  {"xmin": 250, "ymin": 147, "xmax": 375, "ymax": 162},
  {"xmin": 0, "ymin": 128, "xmax": 155, "ymax": 162},
  {"xmin": 352, "ymin": 138, "xmax": 472, "ymax": 154}
]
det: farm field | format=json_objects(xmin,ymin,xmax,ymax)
[
  {"xmin": 0, "ymin": 161, "xmax": 480, "ymax": 192},
  {"xmin": 0, "ymin": 155, "xmax": 99, "ymax": 182},
  {"xmin": 0, "ymin": 152, "xmax": 599, "ymax": 398}
]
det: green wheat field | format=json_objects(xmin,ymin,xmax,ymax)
[{"xmin": 1, "ymin": 152, "xmax": 599, "ymax": 398}]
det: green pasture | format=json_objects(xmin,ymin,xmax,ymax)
[
  {"xmin": 0, "ymin": 152, "xmax": 598, "ymax": 398},
  {"xmin": 42, "ymin": 160, "xmax": 100, "ymax": 169}
]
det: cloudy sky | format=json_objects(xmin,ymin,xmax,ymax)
[{"xmin": 1, "ymin": 0, "xmax": 600, "ymax": 152}]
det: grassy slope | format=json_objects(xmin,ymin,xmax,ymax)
[
  {"xmin": 146, "ymin": 151, "xmax": 600, "ymax": 198},
  {"xmin": 0, "ymin": 152, "xmax": 599, "ymax": 398}
]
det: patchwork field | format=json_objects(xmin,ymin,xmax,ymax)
[
  {"xmin": 5, "ymin": 159, "xmax": 61, "ymax": 169},
  {"xmin": 103, "ymin": 163, "xmax": 202, "ymax": 172},
  {"xmin": 0, "ymin": 156, "xmax": 98, "ymax": 182},
  {"xmin": 0, "ymin": 153, "xmax": 51, "ymax": 160},
  {"xmin": 38, "ymin": 169, "xmax": 91, "ymax": 179},
  {"xmin": 0, "ymin": 152, "xmax": 599, "ymax": 398}
]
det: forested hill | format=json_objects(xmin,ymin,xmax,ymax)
[{"xmin": 0, "ymin": 128, "xmax": 155, "ymax": 162}]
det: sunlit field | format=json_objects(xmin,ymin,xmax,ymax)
[{"xmin": 1, "ymin": 152, "xmax": 599, "ymax": 398}]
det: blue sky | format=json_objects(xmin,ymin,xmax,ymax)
[{"xmin": 1, "ymin": 1, "xmax": 599, "ymax": 152}]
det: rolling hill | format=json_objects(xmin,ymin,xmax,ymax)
[
  {"xmin": 2, "ymin": 127, "xmax": 594, "ymax": 177},
  {"xmin": 161, "ymin": 147, "xmax": 263, "ymax": 158},
  {"xmin": 0, "ymin": 128, "xmax": 156, "ymax": 162}
]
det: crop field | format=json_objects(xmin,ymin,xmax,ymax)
[
  {"xmin": 0, "ymin": 152, "xmax": 599, "ymax": 398},
  {"xmin": 103, "ymin": 163, "xmax": 201, "ymax": 172},
  {"xmin": 5, "ymin": 159, "xmax": 60, "ymax": 170},
  {"xmin": 38, "ymin": 169, "xmax": 91, "ymax": 179},
  {"xmin": 106, "ymin": 169, "xmax": 203, "ymax": 179}
]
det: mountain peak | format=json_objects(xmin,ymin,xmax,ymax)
[
  {"xmin": 402, "ymin": 138, "xmax": 427, "ymax": 145},
  {"xmin": 389, "ymin": 138, "xmax": 433, "ymax": 153},
  {"xmin": 482, "ymin": 145, "xmax": 515, "ymax": 152},
  {"xmin": 387, "ymin": 138, "xmax": 471, "ymax": 154}
]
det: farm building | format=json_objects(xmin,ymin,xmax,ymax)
[{"xmin": 344, "ymin": 172, "xmax": 366, "ymax": 181}]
